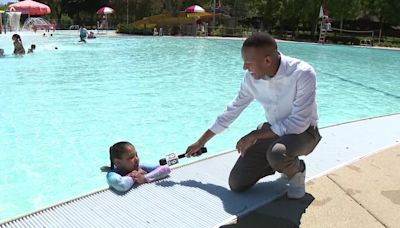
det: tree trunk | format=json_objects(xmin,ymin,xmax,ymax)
[
  {"xmin": 378, "ymin": 16, "xmax": 384, "ymax": 45},
  {"xmin": 234, "ymin": 0, "xmax": 238, "ymax": 29},
  {"xmin": 340, "ymin": 16, "xmax": 343, "ymax": 34},
  {"xmin": 164, "ymin": 0, "xmax": 182, "ymax": 17}
]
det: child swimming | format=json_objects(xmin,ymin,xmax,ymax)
[
  {"xmin": 27, "ymin": 44, "xmax": 36, "ymax": 54},
  {"xmin": 101, "ymin": 141, "xmax": 171, "ymax": 192},
  {"xmin": 12, "ymin": 34, "xmax": 25, "ymax": 55}
]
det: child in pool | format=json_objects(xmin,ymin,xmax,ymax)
[
  {"xmin": 100, "ymin": 141, "xmax": 171, "ymax": 192},
  {"xmin": 12, "ymin": 34, "xmax": 25, "ymax": 55},
  {"xmin": 27, "ymin": 44, "xmax": 36, "ymax": 54}
]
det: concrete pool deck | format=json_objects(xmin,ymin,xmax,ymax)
[
  {"xmin": 222, "ymin": 144, "xmax": 400, "ymax": 228},
  {"xmin": 1, "ymin": 113, "xmax": 400, "ymax": 227}
]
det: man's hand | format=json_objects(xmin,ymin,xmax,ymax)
[
  {"xmin": 236, "ymin": 131, "xmax": 257, "ymax": 157},
  {"xmin": 186, "ymin": 129, "xmax": 215, "ymax": 158},
  {"xmin": 185, "ymin": 141, "xmax": 204, "ymax": 158}
]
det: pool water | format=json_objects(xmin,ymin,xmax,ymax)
[{"xmin": 1, "ymin": 31, "xmax": 400, "ymax": 221}]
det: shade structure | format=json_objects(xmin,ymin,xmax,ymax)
[
  {"xmin": 97, "ymin": 6, "xmax": 114, "ymax": 15},
  {"xmin": 185, "ymin": 5, "xmax": 205, "ymax": 13},
  {"xmin": 9, "ymin": 0, "xmax": 50, "ymax": 15}
]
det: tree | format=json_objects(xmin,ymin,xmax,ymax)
[
  {"xmin": 164, "ymin": 0, "xmax": 183, "ymax": 16},
  {"xmin": 326, "ymin": 0, "xmax": 362, "ymax": 31}
]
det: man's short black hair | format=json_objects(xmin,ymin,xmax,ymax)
[{"xmin": 242, "ymin": 32, "xmax": 277, "ymax": 50}]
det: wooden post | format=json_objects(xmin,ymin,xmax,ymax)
[
  {"xmin": 378, "ymin": 29, "xmax": 382, "ymax": 46},
  {"xmin": 212, "ymin": 0, "xmax": 216, "ymax": 31}
]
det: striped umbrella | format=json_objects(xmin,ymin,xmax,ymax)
[
  {"xmin": 185, "ymin": 5, "xmax": 205, "ymax": 13},
  {"xmin": 96, "ymin": 6, "xmax": 114, "ymax": 15}
]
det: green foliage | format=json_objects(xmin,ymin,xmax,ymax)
[
  {"xmin": 210, "ymin": 25, "xmax": 224, "ymax": 36},
  {"xmin": 116, "ymin": 23, "xmax": 153, "ymax": 35},
  {"xmin": 10, "ymin": 0, "xmax": 398, "ymax": 43},
  {"xmin": 329, "ymin": 36, "xmax": 362, "ymax": 45},
  {"xmin": 60, "ymin": 14, "xmax": 74, "ymax": 28}
]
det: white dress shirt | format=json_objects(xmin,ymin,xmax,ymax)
[{"xmin": 209, "ymin": 53, "xmax": 319, "ymax": 136}]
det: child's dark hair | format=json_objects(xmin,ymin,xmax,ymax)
[
  {"xmin": 12, "ymin": 34, "xmax": 22, "ymax": 42},
  {"xmin": 100, "ymin": 141, "xmax": 133, "ymax": 172},
  {"xmin": 31, "ymin": 44, "xmax": 36, "ymax": 49}
]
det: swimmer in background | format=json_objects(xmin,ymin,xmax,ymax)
[
  {"xmin": 27, "ymin": 44, "xmax": 36, "ymax": 54},
  {"xmin": 79, "ymin": 25, "xmax": 88, "ymax": 43}
]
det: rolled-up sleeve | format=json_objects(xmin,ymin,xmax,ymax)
[
  {"xmin": 209, "ymin": 74, "xmax": 254, "ymax": 134},
  {"xmin": 270, "ymin": 69, "xmax": 316, "ymax": 136}
]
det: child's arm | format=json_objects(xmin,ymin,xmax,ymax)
[
  {"xmin": 106, "ymin": 171, "xmax": 135, "ymax": 192},
  {"xmin": 143, "ymin": 165, "xmax": 171, "ymax": 183}
]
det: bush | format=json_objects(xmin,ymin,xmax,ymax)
[
  {"xmin": 60, "ymin": 14, "xmax": 73, "ymax": 29},
  {"xmin": 210, "ymin": 25, "xmax": 224, "ymax": 36},
  {"xmin": 329, "ymin": 36, "xmax": 362, "ymax": 45},
  {"xmin": 117, "ymin": 24, "xmax": 153, "ymax": 35}
]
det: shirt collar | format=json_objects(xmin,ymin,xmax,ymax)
[
  {"xmin": 261, "ymin": 52, "xmax": 286, "ymax": 80},
  {"xmin": 273, "ymin": 52, "xmax": 286, "ymax": 78}
]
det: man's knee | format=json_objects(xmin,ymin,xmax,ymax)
[
  {"xmin": 228, "ymin": 171, "xmax": 254, "ymax": 192},
  {"xmin": 266, "ymin": 143, "xmax": 287, "ymax": 171}
]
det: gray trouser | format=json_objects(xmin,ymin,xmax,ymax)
[{"xmin": 229, "ymin": 123, "xmax": 321, "ymax": 192}]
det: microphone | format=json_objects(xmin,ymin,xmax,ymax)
[{"xmin": 159, "ymin": 147, "xmax": 207, "ymax": 166}]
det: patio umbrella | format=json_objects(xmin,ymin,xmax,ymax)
[
  {"xmin": 97, "ymin": 6, "xmax": 114, "ymax": 15},
  {"xmin": 9, "ymin": 0, "xmax": 51, "ymax": 15},
  {"xmin": 185, "ymin": 5, "xmax": 205, "ymax": 13}
]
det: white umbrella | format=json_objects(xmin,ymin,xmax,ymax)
[
  {"xmin": 185, "ymin": 5, "xmax": 205, "ymax": 13},
  {"xmin": 97, "ymin": 6, "xmax": 115, "ymax": 15}
]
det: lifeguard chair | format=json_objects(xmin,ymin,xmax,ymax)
[{"xmin": 319, "ymin": 15, "xmax": 331, "ymax": 43}]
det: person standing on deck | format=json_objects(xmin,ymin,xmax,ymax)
[{"xmin": 185, "ymin": 32, "xmax": 321, "ymax": 199}]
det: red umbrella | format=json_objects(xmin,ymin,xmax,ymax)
[
  {"xmin": 9, "ymin": 0, "xmax": 51, "ymax": 15},
  {"xmin": 97, "ymin": 6, "xmax": 115, "ymax": 15},
  {"xmin": 185, "ymin": 5, "xmax": 205, "ymax": 13}
]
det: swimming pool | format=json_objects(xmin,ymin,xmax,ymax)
[{"xmin": 1, "ymin": 31, "xmax": 400, "ymax": 221}]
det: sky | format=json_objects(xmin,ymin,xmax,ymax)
[{"xmin": 0, "ymin": 0, "xmax": 17, "ymax": 6}]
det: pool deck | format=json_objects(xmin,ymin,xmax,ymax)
[
  {"xmin": 1, "ymin": 113, "xmax": 400, "ymax": 228},
  {"xmin": 222, "ymin": 143, "xmax": 400, "ymax": 228}
]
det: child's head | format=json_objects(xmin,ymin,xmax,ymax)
[
  {"xmin": 31, "ymin": 44, "xmax": 36, "ymax": 50},
  {"xmin": 12, "ymin": 34, "xmax": 21, "ymax": 41},
  {"xmin": 105, "ymin": 142, "xmax": 140, "ymax": 172}
]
